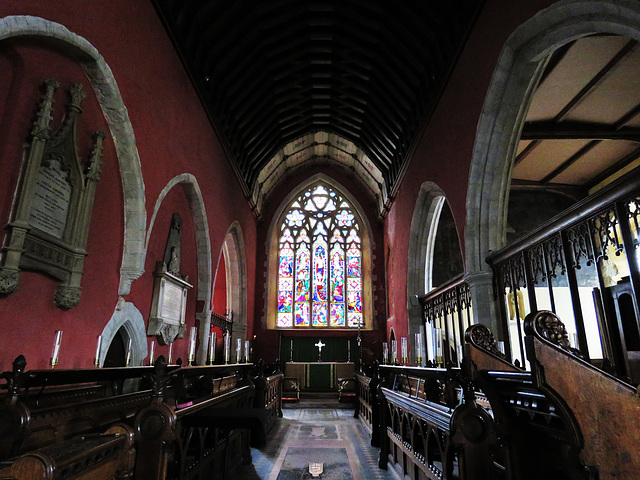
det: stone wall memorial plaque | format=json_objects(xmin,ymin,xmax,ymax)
[
  {"xmin": 148, "ymin": 214, "xmax": 193, "ymax": 345},
  {"xmin": 0, "ymin": 79, "xmax": 105, "ymax": 308},
  {"xmin": 148, "ymin": 262, "xmax": 193, "ymax": 345},
  {"xmin": 28, "ymin": 159, "xmax": 72, "ymax": 238}
]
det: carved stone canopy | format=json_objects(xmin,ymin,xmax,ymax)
[{"xmin": 0, "ymin": 79, "xmax": 105, "ymax": 309}]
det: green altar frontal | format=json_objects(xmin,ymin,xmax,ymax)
[{"xmin": 285, "ymin": 362, "xmax": 354, "ymax": 390}]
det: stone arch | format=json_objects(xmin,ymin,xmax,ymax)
[
  {"xmin": 99, "ymin": 300, "xmax": 147, "ymax": 367},
  {"xmin": 146, "ymin": 174, "xmax": 213, "ymax": 360},
  {"xmin": 264, "ymin": 173, "xmax": 375, "ymax": 330},
  {"xmin": 146, "ymin": 174, "xmax": 212, "ymax": 308},
  {"xmin": 407, "ymin": 182, "xmax": 447, "ymax": 363},
  {"xmin": 0, "ymin": 15, "xmax": 147, "ymax": 296},
  {"xmin": 217, "ymin": 222, "xmax": 248, "ymax": 348},
  {"xmin": 464, "ymin": 0, "xmax": 640, "ymax": 331}
]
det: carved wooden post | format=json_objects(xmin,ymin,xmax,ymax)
[
  {"xmin": 134, "ymin": 356, "xmax": 176, "ymax": 480},
  {"xmin": 0, "ymin": 356, "xmax": 31, "ymax": 459},
  {"xmin": 376, "ymin": 380, "xmax": 389, "ymax": 470}
]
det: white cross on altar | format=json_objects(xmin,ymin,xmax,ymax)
[{"xmin": 315, "ymin": 340, "xmax": 326, "ymax": 361}]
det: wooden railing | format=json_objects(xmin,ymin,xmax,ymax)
[
  {"xmin": 420, "ymin": 274, "xmax": 472, "ymax": 368},
  {"xmin": 354, "ymin": 372, "xmax": 373, "ymax": 431},
  {"xmin": 486, "ymin": 172, "xmax": 640, "ymax": 382}
]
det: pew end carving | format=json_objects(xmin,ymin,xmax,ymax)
[{"xmin": 524, "ymin": 310, "xmax": 640, "ymax": 479}]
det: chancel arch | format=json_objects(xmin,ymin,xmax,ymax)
[
  {"xmin": 464, "ymin": 0, "xmax": 640, "ymax": 333},
  {"xmin": 0, "ymin": 15, "xmax": 147, "ymax": 297},
  {"xmin": 265, "ymin": 173, "xmax": 374, "ymax": 330}
]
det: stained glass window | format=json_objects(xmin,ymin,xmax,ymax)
[{"xmin": 277, "ymin": 183, "xmax": 363, "ymax": 328}]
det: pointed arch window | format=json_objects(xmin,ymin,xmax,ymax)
[{"xmin": 277, "ymin": 183, "xmax": 363, "ymax": 328}]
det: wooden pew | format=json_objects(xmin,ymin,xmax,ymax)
[
  {"xmin": 1, "ymin": 355, "xmax": 281, "ymax": 480},
  {"xmin": 0, "ymin": 424, "xmax": 135, "ymax": 480},
  {"xmin": 465, "ymin": 315, "xmax": 640, "ymax": 479},
  {"xmin": 132, "ymin": 357, "xmax": 259, "ymax": 480},
  {"xmin": 524, "ymin": 310, "xmax": 640, "ymax": 479},
  {"xmin": 465, "ymin": 322, "xmax": 586, "ymax": 479},
  {"xmin": 0, "ymin": 355, "xmax": 163, "ymax": 461},
  {"xmin": 376, "ymin": 365, "xmax": 467, "ymax": 480}
]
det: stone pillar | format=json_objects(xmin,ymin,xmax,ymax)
[{"xmin": 464, "ymin": 270, "xmax": 502, "ymax": 339}]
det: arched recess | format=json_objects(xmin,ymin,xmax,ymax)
[
  {"xmin": 407, "ymin": 182, "xmax": 446, "ymax": 349},
  {"xmin": 146, "ymin": 174, "xmax": 213, "ymax": 361},
  {"xmin": 264, "ymin": 173, "xmax": 375, "ymax": 330},
  {"xmin": 213, "ymin": 221, "xmax": 247, "ymax": 350},
  {"xmin": 464, "ymin": 0, "xmax": 640, "ymax": 331},
  {"xmin": 99, "ymin": 300, "xmax": 147, "ymax": 367},
  {"xmin": 0, "ymin": 15, "xmax": 147, "ymax": 296}
]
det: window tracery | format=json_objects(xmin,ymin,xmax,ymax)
[{"xmin": 277, "ymin": 183, "xmax": 363, "ymax": 328}]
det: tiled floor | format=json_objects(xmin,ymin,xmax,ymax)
[{"xmin": 238, "ymin": 401, "xmax": 398, "ymax": 479}]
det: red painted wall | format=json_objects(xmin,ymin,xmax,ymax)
[
  {"xmin": 212, "ymin": 252, "xmax": 227, "ymax": 315},
  {"xmin": 0, "ymin": 0, "xmax": 565, "ymax": 372},
  {"xmin": 0, "ymin": 1, "xmax": 257, "ymax": 371}
]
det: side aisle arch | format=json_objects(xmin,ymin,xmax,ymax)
[
  {"xmin": 464, "ymin": 0, "xmax": 640, "ymax": 331},
  {"xmin": 214, "ymin": 222, "xmax": 248, "ymax": 347},
  {"xmin": 407, "ymin": 182, "xmax": 446, "ymax": 340},
  {"xmin": 146, "ymin": 174, "xmax": 213, "ymax": 361}
]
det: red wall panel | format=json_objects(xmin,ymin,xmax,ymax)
[{"xmin": 0, "ymin": 2, "xmax": 257, "ymax": 371}]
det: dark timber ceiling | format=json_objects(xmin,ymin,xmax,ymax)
[{"xmin": 152, "ymin": 0, "xmax": 483, "ymax": 217}]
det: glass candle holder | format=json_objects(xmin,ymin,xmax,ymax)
[
  {"xmin": 51, "ymin": 330, "xmax": 63, "ymax": 369},
  {"xmin": 125, "ymin": 338, "xmax": 132, "ymax": 366},
  {"xmin": 435, "ymin": 328, "xmax": 443, "ymax": 366},
  {"xmin": 382, "ymin": 342, "xmax": 388, "ymax": 365},
  {"xmin": 224, "ymin": 332, "xmax": 231, "ymax": 364},
  {"xmin": 149, "ymin": 340, "xmax": 155, "ymax": 366},
  {"xmin": 401, "ymin": 337, "xmax": 408, "ymax": 364},
  {"xmin": 414, "ymin": 332, "xmax": 423, "ymax": 367},
  {"xmin": 188, "ymin": 327, "xmax": 197, "ymax": 365},
  {"xmin": 94, "ymin": 335, "xmax": 102, "ymax": 367},
  {"xmin": 391, "ymin": 339, "xmax": 398, "ymax": 364},
  {"xmin": 208, "ymin": 331, "xmax": 216, "ymax": 364}
]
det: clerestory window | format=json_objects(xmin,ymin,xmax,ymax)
[{"xmin": 276, "ymin": 183, "xmax": 363, "ymax": 328}]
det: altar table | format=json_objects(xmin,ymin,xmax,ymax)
[{"xmin": 284, "ymin": 362, "xmax": 355, "ymax": 390}]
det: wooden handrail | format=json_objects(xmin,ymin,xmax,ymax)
[{"xmin": 487, "ymin": 171, "xmax": 640, "ymax": 264}]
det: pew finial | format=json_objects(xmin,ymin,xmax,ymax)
[
  {"xmin": 525, "ymin": 310, "xmax": 585, "ymax": 359},
  {"xmin": 148, "ymin": 355, "xmax": 172, "ymax": 398},
  {"xmin": 466, "ymin": 324, "xmax": 507, "ymax": 360},
  {"xmin": 4, "ymin": 355, "xmax": 28, "ymax": 398}
]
